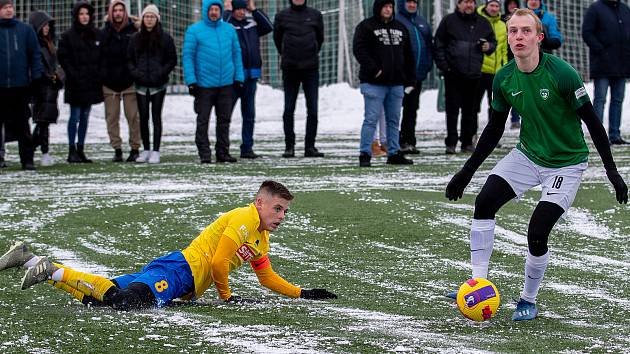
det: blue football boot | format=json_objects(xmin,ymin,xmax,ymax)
[
  {"xmin": 512, "ymin": 298, "xmax": 538, "ymax": 321},
  {"xmin": 445, "ymin": 290, "xmax": 457, "ymax": 300}
]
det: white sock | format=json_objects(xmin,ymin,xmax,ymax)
[
  {"xmin": 520, "ymin": 251, "xmax": 550, "ymax": 304},
  {"xmin": 470, "ymin": 219, "xmax": 495, "ymax": 279},
  {"xmin": 51, "ymin": 268, "xmax": 64, "ymax": 282},
  {"xmin": 23, "ymin": 256, "xmax": 42, "ymax": 268}
]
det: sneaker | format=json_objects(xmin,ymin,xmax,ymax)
[
  {"xmin": 386, "ymin": 151, "xmax": 413, "ymax": 165},
  {"xmin": 240, "ymin": 151, "xmax": 261, "ymax": 159},
  {"xmin": 126, "ymin": 149, "xmax": 139, "ymax": 162},
  {"xmin": 40, "ymin": 153, "xmax": 54, "ymax": 167},
  {"xmin": 148, "ymin": 151, "xmax": 160, "ymax": 164},
  {"xmin": 112, "ymin": 149, "xmax": 123, "ymax": 162},
  {"xmin": 400, "ymin": 143, "xmax": 420, "ymax": 155},
  {"xmin": 371, "ymin": 142, "xmax": 386, "ymax": 157},
  {"xmin": 304, "ymin": 147, "xmax": 324, "ymax": 157},
  {"xmin": 609, "ymin": 137, "xmax": 630, "ymax": 145},
  {"xmin": 512, "ymin": 298, "xmax": 538, "ymax": 321},
  {"xmin": 445, "ymin": 145, "xmax": 457, "ymax": 155},
  {"xmin": 461, "ymin": 144, "xmax": 476, "ymax": 153},
  {"xmin": 136, "ymin": 150, "xmax": 150, "ymax": 163},
  {"xmin": 510, "ymin": 121, "xmax": 521, "ymax": 129},
  {"xmin": 359, "ymin": 152, "xmax": 371, "ymax": 167},
  {"xmin": 282, "ymin": 147, "xmax": 295, "ymax": 158},
  {"xmin": 21, "ymin": 257, "xmax": 57, "ymax": 290},
  {"xmin": 0, "ymin": 241, "xmax": 33, "ymax": 271},
  {"xmin": 445, "ymin": 290, "xmax": 457, "ymax": 300}
]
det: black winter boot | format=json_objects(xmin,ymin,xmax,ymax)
[
  {"xmin": 126, "ymin": 149, "xmax": 139, "ymax": 162},
  {"xmin": 77, "ymin": 145, "xmax": 93, "ymax": 163},
  {"xmin": 359, "ymin": 152, "xmax": 371, "ymax": 167},
  {"xmin": 67, "ymin": 145, "xmax": 82, "ymax": 163},
  {"xmin": 112, "ymin": 149, "xmax": 123, "ymax": 162}
]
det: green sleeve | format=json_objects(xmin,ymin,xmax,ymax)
[
  {"xmin": 557, "ymin": 60, "xmax": 591, "ymax": 110},
  {"xmin": 491, "ymin": 69, "xmax": 510, "ymax": 113}
]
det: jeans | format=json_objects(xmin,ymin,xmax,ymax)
[
  {"xmin": 282, "ymin": 69, "xmax": 319, "ymax": 150},
  {"xmin": 232, "ymin": 78, "xmax": 257, "ymax": 153},
  {"xmin": 68, "ymin": 105, "xmax": 91, "ymax": 146},
  {"xmin": 593, "ymin": 77, "xmax": 626, "ymax": 140},
  {"xmin": 137, "ymin": 89, "xmax": 166, "ymax": 152},
  {"xmin": 359, "ymin": 83, "xmax": 403, "ymax": 156}
]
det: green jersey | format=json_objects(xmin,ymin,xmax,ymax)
[{"xmin": 492, "ymin": 53, "xmax": 591, "ymax": 168}]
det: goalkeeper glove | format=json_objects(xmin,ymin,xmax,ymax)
[{"xmin": 300, "ymin": 288, "xmax": 337, "ymax": 300}]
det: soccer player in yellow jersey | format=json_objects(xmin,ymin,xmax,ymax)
[{"xmin": 0, "ymin": 180, "xmax": 337, "ymax": 310}]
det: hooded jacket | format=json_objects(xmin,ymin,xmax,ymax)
[
  {"xmin": 352, "ymin": 0, "xmax": 415, "ymax": 86},
  {"xmin": 183, "ymin": 0, "xmax": 244, "ymax": 87},
  {"xmin": 0, "ymin": 13, "xmax": 42, "ymax": 88},
  {"xmin": 58, "ymin": 1, "xmax": 104, "ymax": 105},
  {"xmin": 528, "ymin": 0, "xmax": 562, "ymax": 53},
  {"xmin": 29, "ymin": 11, "xmax": 61, "ymax": 123},
  {"xmin": 224, "ymin": 7, "xmax": 273, "ymax": 79},
  {"xmin": 395, "ymin": 0, "xmax": 433, "ymax": 82},
  {"xmin": 127, "ymin": 23, "xmax": 178, "ymax": 88},
  {"xmin": 582, "ymin": 0, "xmax": 630, "ymax": 78},
  {"xmin": 476, "ymin": 5, "xmax": 507, "ymax": 75},
  {"xmin": 434, "ymin": 7, "xmax": 496, "ymax": 79},
  {"xmin": 273, "ymin": 0, "xmax": 324, "ymax": 70},
  {"xmin": 101, "ymin": 0, "xmax": 138, "ymax": 91}
]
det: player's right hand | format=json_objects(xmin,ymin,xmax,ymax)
[
  {"xmin": 445, "ymin": 168, "xmax": 474, "ymax": 201},
  {"xmin": 300, "ymin": 288, "xmax": 337, "ymax": 300},
  {"xmin": 606, "ymin": 170, "xmax": 628, "ymax": 204}
]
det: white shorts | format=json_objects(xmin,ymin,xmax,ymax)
[{"xmin": 490, "ymin": 149, "xmax": 587, "ymax": 213}]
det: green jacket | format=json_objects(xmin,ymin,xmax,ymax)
[{"xmin": 477, "ymin": 5, "xmax": 508, "ymax": 74}]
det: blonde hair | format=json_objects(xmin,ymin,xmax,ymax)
[{"xmin": 507, "ymin": 8, "xmax": 543, "ymax": 34}]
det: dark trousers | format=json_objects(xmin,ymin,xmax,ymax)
[
  {"xmin": 231, "ymin": 78, "xmax": 257, "ymax": 153},
  {"xmin": 33, "ymin": 122, "xmax": 50, "ymax": 154},
  {"xmin": 137, "ymin": 90, "xmax": 166, "ymax": 152},
  {"xmin": 0, "ymin": 87, "xmax": 34, "ymax": 165},
  {"xmin": 444, "ymin": 75, "xmax": 479, "ymax": 147},
  {"xmin": 473, "ymin": 73, "xmax": 494, "ymax": 132},
  {"xmin": 194, "ymin": 85, "xmax": 233, "ymax": 159},
  {"xmin": 282, "ymin": 68, "xmax": 319, "ymax": 150},
  {"xmin": 399, "ymin": 81, "xmax": 422, "ymax": 147}
]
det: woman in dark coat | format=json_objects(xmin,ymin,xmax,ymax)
[
  {"xmin": 28, "ymin": 10, "xmax": 63, "ymax": 166},
  {"xmin": 57, "ymin": 1, "xmax": 103, "ymax": 163},
  {"xmin": 127, "ymin": 4, "xmax": 176, "ymax": 164}
]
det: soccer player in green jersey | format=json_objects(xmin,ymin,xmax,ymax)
[{"xmin": 445, "ymin": 8, "xmax": 628, "ymax": 321}]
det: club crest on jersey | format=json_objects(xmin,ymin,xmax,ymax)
[
  {"xmin": 539, "ymin": 89, "xmax": 549, "ymax": 100},
  {"xmin": 236, "ymin": 244, "xmax": 255, "ymax": 261},
  {"xmin": 238, "ymin": 225, "xmax": 249, "ymax": 242}
]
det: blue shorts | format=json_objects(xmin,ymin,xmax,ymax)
[{"xmin": 112, "ymin": 251, "xmax": 194, "ymax": 307}]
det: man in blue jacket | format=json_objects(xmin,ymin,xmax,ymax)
[
  {"xmin": 396, "ymin": 0, "xmax": 432, "ymax": 155},
  {"xmin": 184, "ymin": 0, "xmax": 244, "ymax": 163},
  {"xmin": 0, "ymin": 0, "xmax": 42, "ymax": 170},
  {"xmin": 582, "ymin": 0, "xmax": 630, "ymax": 145},
  {"xmin": 224, "ymin": 0, "xmax": 273, "ymax": 159},
  {"xmin": 526, "ymin": 0, "xmax": 562, "ymax": 53}
]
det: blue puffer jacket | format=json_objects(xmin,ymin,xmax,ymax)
[
  {"xmin": 396, "ymin": 1, "xmax": 433, "ymax": 82},
  {"xmin": 530, "ymin": 0, "xmax": 563, "ymax": 52},
  {"xmin": 183, "ymin": 0, "xmax": 244, "ymax": 87},
  {"xmin": 0, "ymin": 18, "xmax": 42, "ymax": 88}
]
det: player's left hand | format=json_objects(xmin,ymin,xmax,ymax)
[
  {"xmin": 300, "ymin": 288, "xmax": 337, "ymax": 300},
  {"xmin": 445, "ymin": 168, "xmax": 474, "ymax": 201},
  {"xmin": 606, "ymin": 170, "xmax": 628, "ymax": 204}
]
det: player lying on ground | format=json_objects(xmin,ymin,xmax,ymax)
[
  {"xmin": 444, "ymin": 9, "xmax": 627, "ymax": 321},
  {"xmin": 0, "ymin": 180, "xmax": 337, "ymax": 310}
]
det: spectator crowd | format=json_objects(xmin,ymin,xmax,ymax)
[{"xmin": 0, "ymin": 0, "xmax": 628, "ymax": 170}]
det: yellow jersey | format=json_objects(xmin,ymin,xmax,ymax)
[{"xmin": 181, "ymin": 203, "xmax": 270, "ymax": 298}]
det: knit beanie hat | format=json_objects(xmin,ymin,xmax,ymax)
[
  {"xmin": 486, "ymin": 0, "xmax": 501, "ymax": 5},
  {"xmin": 141, "ymin": 4, "xmax": 160, "ymax": 22},
  {"xmin": 233, "ymin": 0, "xmax": 247, "ymax": 10},
  {"xmin": 0, "ymin": 0, "xmax": 13, "ymax": 8}
]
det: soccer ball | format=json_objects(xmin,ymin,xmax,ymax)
[{"xmin": 456, "ymin": 278, "xmax": 500, "ymax": 321}]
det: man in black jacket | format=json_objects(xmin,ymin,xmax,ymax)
[
  {"xmin": 273, "ymin": 0, "xmax": 324, "ymax": 158},
  {"xmin": 582, "ymin": 0, "xmax": 630, "ymax": 145},
  {"xmin": 434, "ymin": 0, "xmax": 496, "ymax": 154},
  {"xmin": 102, "ymin": 0, "xmax": 140, "ymax": 162}
]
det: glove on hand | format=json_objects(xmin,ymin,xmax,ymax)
[
  {"xmin": 445, "ymin": 168, "xmax": 475, "ymax": 201},
  {"xmin": 300, "ymin": 288, "xmax": 338, "ymax": 300},
  {"xmin": 606, "ymin": 169, "xmax": 628, "ymax": 204},
  {"xmin": 188, "ymin": 84, "xmax": 199, "ymax": 97}
]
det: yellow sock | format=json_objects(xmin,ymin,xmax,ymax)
[
  {"xmin": 47, "ymin": 280, "xmax": 85, "ymax": 302},
  {"xmin": 60, "ymin": 267, "xmax": 115, "ymax": 302}
]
